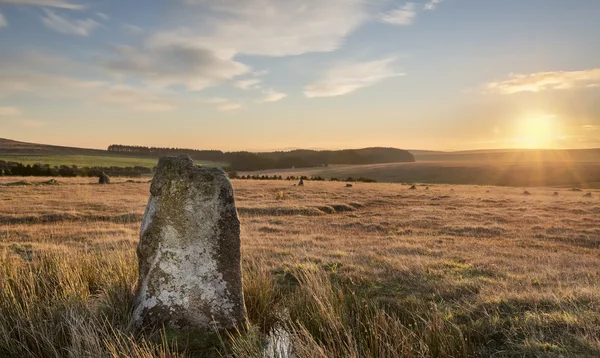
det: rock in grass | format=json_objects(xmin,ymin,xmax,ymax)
[
  {"xmin": 42, "ymin": 179, "xmax": 58, "ymax": 185},
  {"xmin": 98, "ymin": 172, "xmax": 110, "ymax": 184},
  {"xmin": 133, "ymin": 155, "xmax": 247, "ymax": 330},
  {"xmin": 409, "ymin": 185, "xmax": 417, "ymax": 190}
]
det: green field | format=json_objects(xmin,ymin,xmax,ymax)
[{"xmin": 0, "ymin": 155, "xmax": 225, "ymax": 168}]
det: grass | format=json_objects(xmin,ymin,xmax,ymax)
[
  {"xmin": 0, "ymin": 155, "xmax": 226, "ymax": 169},
  {"xmin": 0, "ymin": 178, "xmax": 599, "ymax": 357},
  {"xmin": 241, "ymin": 161, "xmax": 600, "ymax": 188}
]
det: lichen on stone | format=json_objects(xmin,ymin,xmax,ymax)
[{"xmin": 133, "ymin": 155, "xmax": 247, "ymax": 330}]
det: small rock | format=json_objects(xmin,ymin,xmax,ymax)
[
  {"xmin": 409, "ymin": 185, "xmax": 417, "ymax": 190},
  {"xmin": 523, "ymin": 191, "xmax": 531, "ymax": 195},
  {"xmin": 297, "ymin": 178, "xmax": 304, "ymax": 186},
  {"xmin": 346, "ymin": 183, "xmax": 353, "ymax": 188},
  {"xmin": 42, "ymin": 179, "xmax": 58, "ymax": 185},
  {"xmin": 583, "ymin": 192, "xmax": 592, "ymax": 197},
  {"xmin": 98, "ymin": 172, "xmax": 110, "ymax": 184},
  {"xmin": 553, "ymin": 192, "xmax": 559, "ymax": 196}
]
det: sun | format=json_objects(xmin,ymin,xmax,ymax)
[{"xmin": 514, "ymin": 114, "xmax": 561, "ymax": 149}]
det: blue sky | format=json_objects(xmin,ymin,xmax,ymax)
[{"xmin": 0, "ymin": 0, "xmax": 599, "ymax": 151}]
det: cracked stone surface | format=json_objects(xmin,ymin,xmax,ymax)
[{"xmin": 133, "ymin": 155, "xmax": 247, "ymax": 330}]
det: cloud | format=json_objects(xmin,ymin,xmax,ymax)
[
  {"xmin": 262, "ymin": 90, "xmax": 287, "ymax": 102},
  {"xmin": 42, "ymin": 10, "xmax": 99, "ymax": 36},
  {"xmin": 582, "ymin": 125, "xmax": 598, "ymax": 130},
  {"xmin": 217, "ymin": 102, "xmax": 241, "ymax": 112},
  {"xmin": 204, "ymin": 97, "xmax": 228, "ymax": 104},
  {"xmin": 424, "ymin": 0, "xmax": 443, "ymax": 10},
  {"xmin": 235, "ymin": 78, "xmax": 261, "ymax": 90},
  {"xmin": 123, "ymin": 24, "xmax": 143, "ymax": 35},
  {"xmin": 0, "ymin": 0, "xmax": 83, "ymax": 9},
  {"xmin": 103, "ymin": 44, "xmax": 250, "ymax": 91},
  {"xmin": 154, "ymin": 0, "xmax": 369, "ymax": 57},
  {"xmin": 0, "ymin": 106, "xmax": 21, "ymax": 116},
  {"xmin": 486, "ymin": 69, "xmax": 600, "ymax": 94},
  {"xmin": 0, "ymin": 12, "xmax": 7, "ymax": 27},
  {"xmin": 93, "ymin": 84, "xmax": 174, "ymax": 112},
  {"xmin": 102, "ymin": 43, "xmax": 249, "ymax": 90},
  {"xmin": 304, "ymin": 57, "xmax": 403, "ymax": 98},
  {"xmin": 201, "ymin": 97, "xmax": 241, "ymax": 111},
  {"xmin": 0, "ymin": 72, "xmax": 104, "ymax": 94},
  {"xmin": 96, "ymin": 12, "xmax": 108, "ymax": 21},
  {"xmin": 378, "ymin": 3, "xmax": 416, "ymax": 26}
]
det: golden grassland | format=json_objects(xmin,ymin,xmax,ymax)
[
  {"xmin": 241, "ymin": 161, "xmax": 600, "ymax": 188},
  {"xmin": 0, "ymin": 177, "xmax": 599, "ymax": 357}
]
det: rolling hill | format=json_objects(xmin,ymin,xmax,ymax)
[{"xmin": 2, "ymin": 138, "xmax": 599, "ymax": 186}]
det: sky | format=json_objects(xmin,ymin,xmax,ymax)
[{"xmin": 0, "ymin": 0, "xmax": 599, "ymax": 151}]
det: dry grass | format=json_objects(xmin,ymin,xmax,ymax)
[
  {"xmin": 240, "ymin": 161, "xmax": 600, "ymax": 188},
  {"xmin": 1, "ymin": 177, "xmax": 599, "ymax": 357}
]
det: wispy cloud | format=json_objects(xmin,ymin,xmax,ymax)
[
  {"xmin": 102, "ymin": 43, "xmax": 249, "ymax": 91},
  {"xmin": 262, "ymin": 90, "xmax": 287, "ymax": 103},
  {"xmin": 424, "ymin": 0, "xmax": 443, "ymax": 11},
  {"xmin": 156, "ymin": 0, "xmax": 368, "ymax": 57},
  {"xmin": 582, "ymin": 125, "xmax": 598, "ymax": 130},
  {"xmin": 304, "ymin": 57, "xmax": 403, "ymax": 98},
  {"xmin": 486, "ymin": 69, "xmax": 600, "ymax": 94},
  {"xmin": 0, "ymin": 107, "xmax": 21, "ymax": 116},
  {"xmin": 202, "ymin": 97, "xmax": 241, "ymax": 112},
  {"xmin": 96, "ymin": 12, "xmax": 109, "ymax": 21},
  {"xmin": 379, "ymin": 3, "xmax": 416, "ymax": 26},
  {"xmin": 0, "ymin": 12, "xmax": 7, "ymax": 27},
  {"xmin": 42, "ymin": 10, "xmax": 99, "ymax": 36},
  {"xmin": 204, "ymin": 97, "xmax": 228, "ymax": 104},
  {"xmin": 123, "ymin": 24, "xmax": 143, "ymax": 36},
  {"xmin": 235, "ymin": 78, "xmax": 261, "ymax": 90},
  {"xmin": 0, "ymin": 0, "xmax": 84, "ymax": 10},
  {"xmin": 218, "ymin": 102, "xmax": 241, "ymax": 112},
  {"xmin": 93, "ymin": 84, "xmax": 174, "ymax": 112},
  {"xmin": 0, "ymin": 72, "xmax": 104, "ymax": 94}
]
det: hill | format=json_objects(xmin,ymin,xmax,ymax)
[
  {"xmin": 412, "ymin": 148, "xmax": 600, "ymax": 162},
  {"xmin": 0, "ymin": 138, "xmax": 107, "ymax": 156},
  {"xmin": 107, "ymin": 144, "xmax": 416, "ymax": 171},
  {"xmin": 241, "ymin": 161, "xmax": 600, "ymax": 188}
]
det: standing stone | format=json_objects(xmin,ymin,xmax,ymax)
[
  {"xmin": 99, "ymin": 172, "xmax": 110, "ymax": 184},
  {"xmin": 133, "ymin": 155, "xmax": 247, "ymax": 330}
]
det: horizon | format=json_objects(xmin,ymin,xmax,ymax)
[
  {"xmin": 0, "ymin": 0, "xmax": 599, "ymax": 151},
  {"xmin": 2, "ymin": 136, "xmax": 599, "ymax": 154}
]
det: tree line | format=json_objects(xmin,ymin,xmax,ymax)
[
  {"xmin": 0, "ymin": 161, "xmax": 152, "ymax": 177},
  {"xmin": 108, "ymin": 145, "xmax": 415, "ymax": 171}
]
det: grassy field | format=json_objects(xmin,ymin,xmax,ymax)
[
  {"xmin": 0, "ymin": 155, "xmax": 160, "ymax": 168},
  {"xmin": 1, "ymin": 178, "xmax": 599, "ymax": 357},
  {"xmin": 0, "ymin": 138, "xmax": 226, "ymax": 169},
  {"xmin": 0, "ymin": 155, "xmax": 227, "ymax": 169},
  {"xmin": 242, "ymin": 161, "xmax": 600, "ymax": 188}
]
